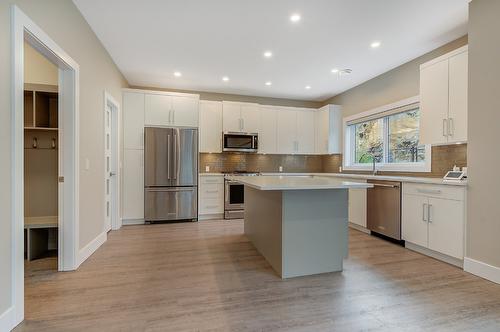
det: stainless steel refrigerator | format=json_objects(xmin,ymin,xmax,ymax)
[{"xmin": 144, "ymin": 127, "xmax": 198, "ymax": 222}]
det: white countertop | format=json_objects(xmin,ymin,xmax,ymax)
[
  {"xmin": 226, "ymin": 175, "xmax": 373, "ymax": 191},
  {"xmin": 200, "ymin": 172, "xmax": 467, "ymax": 186}
]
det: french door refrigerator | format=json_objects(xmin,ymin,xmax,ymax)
[{"xmin": 144, "ymin": 127, "xmax": 198, "ymax": 222}]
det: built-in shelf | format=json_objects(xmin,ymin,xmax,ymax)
[{"xmin": 24, "ymin": 127, "xmax": 59, "ymax": 131}]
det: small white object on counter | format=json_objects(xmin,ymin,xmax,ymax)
[{"xmin": 226, "ymin": 175, "xmax": 373, "ymax": 191}]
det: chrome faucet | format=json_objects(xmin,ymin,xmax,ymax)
[{"xmin": 372, "ymin": 156, "xmax": 378, "ymax": 175}]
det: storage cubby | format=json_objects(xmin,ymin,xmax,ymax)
[
  {"xmin": 24, "ymin": 90, "xmax": 34, "ymax": 127},
  {"xmin": 35, "ymin": 91, "xmax": 58, "ymax": 128}
]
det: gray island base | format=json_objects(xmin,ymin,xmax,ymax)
[{"xmin": 228, "ymin": 175, "xmax": 373, "ymax": 279}]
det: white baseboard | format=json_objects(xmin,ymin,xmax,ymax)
[
  {"xmin": 405, "ymin": 242, "xmax": 463, "ymax": 268},
  {"xmin": 199, "ymin": 213, "xmax": 224, "ymax": 221},
  {"xmin": 0, "ymin": 306, "xmax": 15, "ymax": 332},
  {"xmin": 464, "ymin": 257, "xmax": 500, "ymax": 284},
  {"xmin": 77, "ymin": 231, "xmax": 107, "ymax": 268},
  {"xmin": 348, "ymin": 222, "xmax": 370, "ymax": 234},
  {"xmin": 122, "ymin": 218, "xmax": 145, "ymax": 226}
]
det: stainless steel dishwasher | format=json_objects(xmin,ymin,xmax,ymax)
[{"xmin": 367, "ymin": 180, "xmax": 402, "ymax": 240}]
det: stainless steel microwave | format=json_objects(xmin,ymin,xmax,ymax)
[{"xmin": 223, "ymin": 132, "xmax": 258, "ymax": 152}]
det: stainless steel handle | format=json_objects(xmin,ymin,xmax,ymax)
[
  {"xmin": 448, "ymin": 118, "xmax": 454, "ymax": 136},
  {"xmin": 172, "ymin": 110, "xmax": 175, "ymax": 124},
  {"xmin": 109, "ymin": 171, "xmax": 116, "ymax": 177},
  {"xmin": 241, "ymin": 118, "xmax": 244, "ymax": 130},
  {"xmin": 416, "ymin": 188, "xmax": 442, "ymax": 195},
  {"xmin": 146, "ymin": 187, "xmax": 195, "ymax": 192},
  {"xmin": 428, "ymin": 204, "xmax": 432, "ymax": 223},
  {"xmin": 204, "ymin": 180, "xmax": 220, "ymax": 183},
  {"xmin": 172, "ymin": 134, "xmax": 177, "ymax": 180},
  {"xmin": 205, "ymin": 190, "xmax": 219, "ymax": 194},
  {"xmin": 167, "ymin": 134, "xmax": 171, "ymax": 180},
  {"xmin": 168, "ymin": 110, "xmax": 171, "ymax": 124},
  {"xmin": 205, "ymin": 205, "xmax": 219, "ymax": 209},
  {"xmin": 372, "ymin": 183, "xmax": 399, "ymax": 188},
  {"xmin": 422, "ymin": 203, "xmax": 427, "ymax": 222},
  {"xmin": 442, "ymin": 119, "xmax": 448, "ymax": 137}
]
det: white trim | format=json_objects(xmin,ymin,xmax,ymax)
[
  {"xmin": 0, "ymin": 307, "xmax": 15, "ymax": 332},
  {"xmin": 464, "ymin": 257, "xmax": 500, "ymax": 284},
  {"xmin": 198, "ymin": 214, "xmax": 225, "ymax": 221},
  {"xmin": 121, "ymin": 218, "xmax": 146, "ymax": 226},
  {"xmin": 420, "ymin": 45, "xmax": 468, "ymax": 70},
  {"xmin": 11, "ymin": 5, "xmax": 80, "ymax": 327},
  {"xmin": 77, "ymin": 231, "xmax": 107, "ymax": 268},
  {"xmin": 348, "ymin": 223, "xmax": 370, "ymax": 234},
  {"xmin": 122, "ymin": 88, "xmax": 199, "ymax": 99},
  {"xmin": 104, "ymin": 91, "xmax": 122, "ymax": 231},
  {"xmin": 342, "ymin": 96, "xmax": 431, "ymax": 173}
]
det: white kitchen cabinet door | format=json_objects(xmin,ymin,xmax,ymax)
[
  {"xmin": 348, "ymin": 186, "xmax": 367, "ymax": 228},
  {"xmin": 199, "ymin": 101, "xmax": 222, "ymax": 153},
  {"xmin": 296, "ymin": 110, "xmax": 315, "ymax": 154},
  {"xmin": 123, "ymin": 92, "xmax": 145, "ymax": 150},
  {"xmin": 402, "ymin": 194, "xmax": 429, "ymax": 248},
  {"xmin": 428, "ymin": 198, "xmax": 464, "ymax": 259},
  {"xmin": 277, "ymin": 109, "xmax": 297, "ymax": 154},
  {"xmin": 123, "ymin": 149, "xmax": 144, "ymax": 220},
  {"xmin": 240, "ymin": 104, "xmax": 260, "ymax": 133},
  {"xmin": 419, "ymin": 59, "xmax": 449, "ymax": 145},
  {"xmin": 171, "ymin": 96, "xmax": 199, "ymax": 127},
  {"xmin": 145, "ymin": 94, "xmax": 172, "ymax": 126},
  {"xmin": 259, "ymin": 107, "xmax": 278, "ymax": 154},
  {"xmin": 315, "ymin": 108, "xmax": 329, "ymax": 154},
  {"xmin": 222, "ymin": 102, "xmax": 242, "ymax": 132},
  {"xmin": 448, "ymin": 51, "xmax": 468, "ymax": 143}
]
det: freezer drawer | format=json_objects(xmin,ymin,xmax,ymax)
[{"xmin": 145, "ymin": 187, "xmax": 197, "ymax": 221}]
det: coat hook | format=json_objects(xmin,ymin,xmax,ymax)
[
  {"xmin": 32, "ymin": 137, "xmax": 38, "ymax": 149},
  {"xmin": 52, "ymin": 138, "xmax": 56, "ymax": 149}
]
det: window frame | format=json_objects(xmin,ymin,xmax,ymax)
[{"xmin": 343, "ymin": 96, "xmax": 431, "ymax": 173}]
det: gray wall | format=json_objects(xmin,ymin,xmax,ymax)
[
  {"xmin": 324, "ymin": 36, "xmax": 468, "ymax": 117},
  {"xmin": 0, "ymin": 0, "xmax": 127, "ymax": 315},
  {"xmin": 467, "ymin": 0, "xmax": 500, "ymax": 268}
]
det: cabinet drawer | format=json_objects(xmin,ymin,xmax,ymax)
[
  {"xmin": 403, "ymin": 183, "xmax": 465, "ymax": 201},
  {"xmin": 199, "ymin": 175, "xmax": 224, "ymax": 184},
  {"xmin": 199, "ymin": 198, "xmax": 224, "ymax": 214},
  {"xmin": 199, "ymin": 183, "xmax": 224, "ymax": 199}
]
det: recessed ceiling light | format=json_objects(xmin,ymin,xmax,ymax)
[
  {"xmin": 290, "ymin": 14, "xmax": 301, "ymax": 22},
  {"xmin": 263, "ymin": 51, "xmax": 273, "ymax": 58},
  {"xmin": 331, "ymin": 68, "xmax": 339, "ymax": 73},
  {"xmin": 173, "ymin": 71, "xmax": 182, "ymax": 77},
  {"xmin": 222, "ymin": 76, "xmax": 229, "ymax": 82},
  {"xmin": 305, "ymin": 85, "xmax": 311, "ymax": 90},
  {"xmin": 265, "ymin": 81, "xmax": 272, "ymax": 86},
  {"xmin": 370, "ymin": 41, "xmax": 381, "ymax": 48}
]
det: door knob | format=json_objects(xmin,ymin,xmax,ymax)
[{"xmin": 109, "ymin": 171, "xmax": 116, "ymax": 176}]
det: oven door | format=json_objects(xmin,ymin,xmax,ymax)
[
  {"xmin": 223, "ymin": 133, "xmax": 258, "ymax": 152},
  {"xmin": 225, "ymin": 180, "xmax": 245, "ymax": 210}
]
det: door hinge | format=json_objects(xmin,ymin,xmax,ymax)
[{"xmin": 58, "ymin": 176, "xmax": 65, "ymax": 183}]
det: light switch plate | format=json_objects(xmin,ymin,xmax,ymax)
[
  {"xmin": 279, "ymin": 166, "xmax": 283, "ymax": 172},
  {"xmin": 85, "ymin": 158, "xmax": 90, "ymax": 171},
  {"xmin": 205, "ymin": 165, "xmax": 210, "ymax": 172}
]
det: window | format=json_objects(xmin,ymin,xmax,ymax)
[{"xmin": 344, "ymin": 98, "xmax": 430, "ymax": 172}]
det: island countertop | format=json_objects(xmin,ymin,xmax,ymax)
[{"xmin": 226, "ymin": 175, "xmax": 374, "ymax": 191}]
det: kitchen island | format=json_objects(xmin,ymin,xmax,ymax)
[{"xmin": 227, "ymin": 175, "xmax": 372, "ymax": 279}]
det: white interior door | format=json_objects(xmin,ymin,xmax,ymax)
[{"xmin": 104, "ymin": 104, "xmax": 113, "ymax": 232}]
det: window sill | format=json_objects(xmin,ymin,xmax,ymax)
[{"xmin": 343, "ymin": 163, "xmax": 431, "ymax": 173}]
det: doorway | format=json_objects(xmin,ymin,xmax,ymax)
[{"xmin": 12, "ymin": 6, "xmax": 80, "ymax": 327}]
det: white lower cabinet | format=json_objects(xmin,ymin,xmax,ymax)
[
  {"xmin": 123, "ymin": 149, "xmax": 144, "ymax": 222},
  {"xmin": 402, "ymin": 183, "xmax": 465, "ymax": 260},
  {"xmin": 198, "ymin": 175, "xmax": 224, "ymax": 219},
  {"xmin": 346, "ymin": 179, "xmax": 367, "ymax": 228}
]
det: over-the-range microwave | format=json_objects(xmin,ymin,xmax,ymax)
[{"xmin": 222, "ymin": 132, "xmax": 258, "ymax": 152}]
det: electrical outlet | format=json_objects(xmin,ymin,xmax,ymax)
[
  {"xmin": 85, "ymin": 158, "xmax": 90, "ymax": 171},
  {"xmin": 279, "ymin": 166, "xmax": 283, "ymax": 172},
  {"xmin": 205, "ymin": 165, "xmax": 210, "ymax": 172},
  {"xmin": 339, "ymin": 166, "xmax": 342, "ymax": 173}
]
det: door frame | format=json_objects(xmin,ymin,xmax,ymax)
[
  {"xmin": 104, "ymin": 91, "xmax": 121, "ymax": 231},
  {"xmin": 11, "ymin": 5, "xmax": 80, "ymax": 327}
]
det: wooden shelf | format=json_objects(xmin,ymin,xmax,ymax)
[{"xmin": 24, "ymin": 127, "xmax": 59, "ymax": 131}]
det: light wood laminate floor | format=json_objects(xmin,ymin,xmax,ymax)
[{"xmin": 17, "ymin": 220, "xmax": 500, "ymax": 331}]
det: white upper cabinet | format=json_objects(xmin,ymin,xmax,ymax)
[
  {"xmin": 199, "ymin": 101, "xmax": 223, "ymax": 153},
  {"xmin": 145, "ymin": 92, "xmax": 199, "ymax": 127},
  {"xmin": 277, "ymin": 109, "xmax": 297, "ymax": 154},
  {"xmin": 296, "ymin": 109, "xmax": 315, "ymax": 154},
  {"xmin": 314, "ymin": 105, "xmax": 342, "ymax": 154},
  {"xmin": 123, "ymin": 91, "xmax": 145, "ymax": 150},
  {"xmin": 419, "ymin": 46, "xmax": 468, "ymax": 145},
  {"xmin": 448, "ymin": 51, "xmax": 468, "ymax": 143},
  {"xmin": 259, "ymin": 106, "xmax": 278, "ymax": 154},
  {"xmin": 222, "ymin": 101, "xmax": 260, "ymax": 133},
  {"xmin": 145, "ymin": 94, "xmax": 172, "ymax": 126}
]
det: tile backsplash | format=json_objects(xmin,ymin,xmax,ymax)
[{"xmin": 200, "ymin": 143, "xmax": 467, "ymax": 177}]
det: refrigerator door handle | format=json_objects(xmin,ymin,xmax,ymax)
[
  {"xmin": 167, "ymin": 134, "xmax": 171, "ymax": 180},
  {"xmin": 172, "ymin": 133, "xmax": 177, "ymax": 180}
]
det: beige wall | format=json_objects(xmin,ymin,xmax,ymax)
[
  {"xmin": 24, "ymin": 41, "xmax": 58, "ymax": 85},
  {"xmin": 131, "ymin": 85, "xmax": 322, "ymax": 109},
  {"xmin": 0, "ymin": 0, "xmax": 128, "ymax": 315},
  {"xmin": 325, "ymin": 36, "xmax": 468, "ymax": 117},
  {"xmin": 467, "ymin": 0, "xmax": 500, "ymax": 268}
]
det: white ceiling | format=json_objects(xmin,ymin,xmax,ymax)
[{"xmin": 73, "ymin": 0, "xmax": 468, "ymax": 101}]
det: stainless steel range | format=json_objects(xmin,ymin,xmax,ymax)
[{"xmin": 224, "ymin": 171, "xmax": 260, "ymax": 219}]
